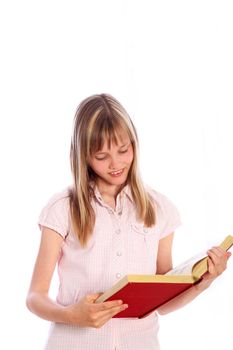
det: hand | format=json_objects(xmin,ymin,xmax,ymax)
[
  {"xmin": 202, "ymin": 246, "xmax": 231, "ymax": 285},
  {"xmin": 64, "ymin": 293, "xmax": 128, "ymax": 328}
]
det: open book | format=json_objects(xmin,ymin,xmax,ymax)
[{"xmin": 95, "ymin": 235, "xmax": 233, "ymax": 318}]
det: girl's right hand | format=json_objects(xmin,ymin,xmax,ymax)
[{"xmin": 64, "ymin": 293, "xmax": 128, "ymax": 328}]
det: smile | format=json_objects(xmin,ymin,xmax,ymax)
[{"xmin": 109, "ymin": 169, "xmax": 124, "ymax": 176}]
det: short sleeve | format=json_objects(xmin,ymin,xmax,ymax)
[
  {"xmin": 38, "ymin": 190, "xmax": 70, "ymax": 239},
  {"xmin": 147, "ymin": 187, "xmax": 182, "ymax": 239}
]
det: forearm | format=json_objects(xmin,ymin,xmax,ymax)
[
  {"xmin": 157, "ymin": 278, "xmax": 212, "ymax": 315},
  {"xmin": 26, "ymin": 292, "xmax": 69, "ymax": 323}
]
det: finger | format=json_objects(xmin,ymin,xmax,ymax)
[
  {"xmin": 211, "ymin": 247, "xmax": 230, "ymax": 261},
  {"xmin": 91, "ymin": 300, "xmax": 123, "ymax": 312},
  {"xmin": 100, "ymin": 303, "xmax": 128, "ymax": 319},
  {"xmin": 207, "ymin": 252, "xmax": 227, "ymax": 276},
  {"xmin": 214, "ymin": 246, "xmax": 228, "ymax": 256},
  {"xmin": 101, "ymin": 305, "xmax": 128, "ymax": 325},
  {"xmin": 92, "ymin": 303, "xmax": 128, "ymax": 328},
  {"xmin": 207, "ymin": 257, "xmax": 216, "ymax": 275},
  {"xmin": 90, "ymin": 300, "xmax": 128, "ymax": 317},
  {"xmin": 207, "ymin": 252, "xmax": 226, "ymax": 270},
  {"xmin": 207, "ymin": 247, "xmax": 225, "ymax": 259},
  {"xmin": 207, "ymin": 249, "xmax": 227, "ymax": 264},
  {"xmin": 109, "ymin": 303, "xmax": 128, "ymax": 317},
  {"xmin": 207, "ymin": 250, "xmax": 219, "ymax": 266},
  {"xmin": 99, "ymin": 300, "xmax": 124, "ymax": 311},
  {"xmin": 85, "ymin": 293, "xmax": 103, "ymax": 303}
]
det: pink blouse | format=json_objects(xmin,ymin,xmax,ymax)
[{"xmin": 38, "ymin": 184, "xmax": 182, "ymax": 350}]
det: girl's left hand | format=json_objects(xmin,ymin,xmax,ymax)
[{"xmin": 202, "ymin": 246, "xmax": 231, "ymax": 284}]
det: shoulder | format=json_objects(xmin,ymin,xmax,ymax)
[
  {"xmin": 145, "ymin": 184, "xmax": 182, "ymax": 238},
  {"xmin": 41, "ymin": 186, "xmax": 71, "ymax": 211},
  {"xmin": 38, "ymin": 186, "xmax": 72, "ymax": 238},
  {"xmin": 145, "ymin": 184, "xmax": 178, "ymax": 212}
]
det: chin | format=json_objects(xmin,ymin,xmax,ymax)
[{"xmin": 108, "ymin": 175, "xmax": 128, "ymax": 186}]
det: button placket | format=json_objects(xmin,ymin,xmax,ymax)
[{"xmin": 111, "ymin": 215, "xmax": 124, "ymax": 281}]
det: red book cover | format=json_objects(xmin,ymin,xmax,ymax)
[
  {"xmin": 105, "ymin": 279, "xmax": 194, "ymax": 318},
  {"xmin": 111, "ymin": 281, "xmax": 194, "ymax": 318},
  {"xmin": 95, "ymin": 274, "xmax": 196, "ymax": 318}
]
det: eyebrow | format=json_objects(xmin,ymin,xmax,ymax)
[{"xmin": 95, "ymin": 143, "xmax": 130, "ymax": 155}]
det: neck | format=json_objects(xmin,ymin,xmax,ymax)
[{"xmin": 96, "ymin": 180, "xmax": 125, "ymax": 199}]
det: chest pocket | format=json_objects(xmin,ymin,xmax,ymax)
[{"xmin": 131, "ymin": 223, "xmax": 155, "ymax": 236}]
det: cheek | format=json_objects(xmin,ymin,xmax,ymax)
[
  {"xmin": 127, "ymin": 148, "xmax": 134, "ymax": 164},
  {"xmin": 90, "ymin": 160, "xmax": 107, "ymax": 175}
]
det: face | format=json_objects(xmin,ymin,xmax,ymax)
[{"xmin": 88, "ymin": 133, "xmax": 134, "ymax": 191}]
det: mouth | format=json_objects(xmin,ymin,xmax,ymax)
[{"xmin": 109, "ymin": 169, "xmax": 124, "ymax": 177}]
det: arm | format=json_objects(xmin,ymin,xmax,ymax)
[
  {"xmin": 156, "ymin": 234, "xmax": 231, "ymax": 315},
  {"xmin": 156, "ymin": 232, "xmax": 174, "ymax": 274},
  {"xmin": 26, "ymin": 227, "xmax": 128, "ymax": 327}
]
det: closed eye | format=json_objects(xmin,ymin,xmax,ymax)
[
  {"xmin": 95, "ymin": 149, "xmax": 128, "ymax": 160},
  {"xmin": 119, "ymin": 149, "xmax": 128, "ymax": 153},
  {"xmin": 95, "ymin": 156, "xmax": 108, "ymax": 160}
]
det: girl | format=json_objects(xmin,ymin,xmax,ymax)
[{"xmin": 26, "ymin": 93, "xmax": 231, "ymax": 350}]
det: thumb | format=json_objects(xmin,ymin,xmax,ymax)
[
  {"xmin": 227, "ymin": 251, "xmax": 232, "ymax": 260},
  {"xmin": 85, "ymin": 293, "xmax": 103, "ymax": 303}
]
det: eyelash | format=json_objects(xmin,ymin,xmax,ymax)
[{"xmin": 96, "ymin": 149, "xmax": 128, "ymax": 160}]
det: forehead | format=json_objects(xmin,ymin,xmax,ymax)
[
  {"xmin": 96, "ymin": 132, "xmax": 130, "ymax": 153},
  {"xmin": 88, "ymin": 118, "xmax": 132, "ymax": 156}
]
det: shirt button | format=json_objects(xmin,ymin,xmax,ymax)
[
  {"xmin": 143, "ymin": 228, "xmax": 149, "ymax": 233},
  {"xmin": 116, "ymin": 251, "xmax": 122, "ymax": 256},
  {"xmin": 116, "ymin": 273, "xmax": 121, "ymax": 279},
  {"xmin": 115, "ymin": 229, "xmax": 121, "ymax": 234}
]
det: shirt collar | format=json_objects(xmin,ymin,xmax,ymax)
[
  {"xmin": 90, "ymin": 181, "xmax": 133, "ymax": 204},
  {"xmin": 122, "ymin": 184, "xmax": 133, "ymax": 202}
]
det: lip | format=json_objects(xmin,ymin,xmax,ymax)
[{"xmin": 108, "ymin": 168, "xmax": 124, "ymax": 176}]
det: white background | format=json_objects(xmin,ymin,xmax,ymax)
[{"xmin": 0, "ymin": 1, "xmax": 232, "ymax": 349}]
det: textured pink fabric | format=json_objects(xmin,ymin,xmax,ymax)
[{"xmin": 38, "ymin": 184, "xmax": 182, "ymax": 350}]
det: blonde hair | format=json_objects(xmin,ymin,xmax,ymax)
[{"xmin": 69, "ymin": 93, "xmax": 156, "ymax": 247}]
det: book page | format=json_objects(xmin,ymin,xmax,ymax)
[{"xmin": 165, "ymin": 251, "xmax": 207, "ymax": 276}]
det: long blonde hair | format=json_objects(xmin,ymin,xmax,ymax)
[{"xmin": 69, "ymin": 93, "xmax": 156, "ymax": 247}]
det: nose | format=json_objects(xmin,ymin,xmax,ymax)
[{"xmin": 109, "ymin": 156, "xmax": 118, "ymax": 170}]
